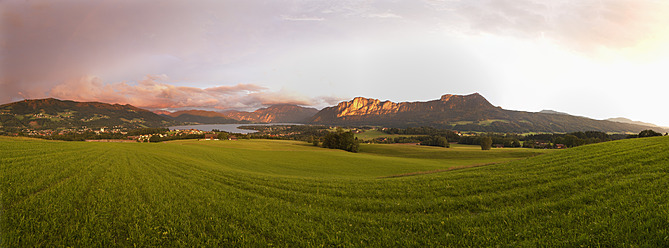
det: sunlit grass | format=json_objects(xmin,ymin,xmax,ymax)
[{"xmin": 1, "ymin": 136, "xmax": 668, "ymax": 246}]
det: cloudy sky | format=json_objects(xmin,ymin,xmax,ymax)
[{"xmin": 2, "ymin": 0, "xmax": 669, "ymax": 125}]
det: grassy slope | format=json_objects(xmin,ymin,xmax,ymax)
[
  {"xmin": 354, "ymin": 130, "xmax": 419, "ymax": 141},
  {"xmin": 1, "ymin": 137, "xmax": 668, "ymax": 247}
]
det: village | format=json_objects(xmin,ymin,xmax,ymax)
[{"xmin": 9, "ymin": 125, "xmax": 241, "ymax": 143}]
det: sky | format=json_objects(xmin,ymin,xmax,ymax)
[{"xmin": 2, "ymin": 0, "xmax": 669, "ymax": 125}]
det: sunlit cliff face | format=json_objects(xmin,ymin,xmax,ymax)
[
  {"xmin": 335, "ymin": 93, "xmax": 493, "ymax": 118},
  {"xmin": 336, "ymin": 98, "xmax": 401, "ymax": 118}
]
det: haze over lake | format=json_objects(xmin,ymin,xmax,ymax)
[{"xmin": 169, "ymin": 123, "xmax": 302, "ymax": 134}]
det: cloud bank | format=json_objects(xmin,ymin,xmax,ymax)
[
  {"xmin": 440, "ymin": 0, "xmax": 669, "ymax": 54},
  {"xmin": 2, "ymin": 0, "xmax": 668, "ymax": 125},
  {"xmin": 48, "ymin": 75, "xmax": 340, "ymax": 111}
]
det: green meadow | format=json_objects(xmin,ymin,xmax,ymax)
[
  {"xmin": 1, "ymin": 136, "xmax": 668, "ymax": 247},
  {"xmin": 353, "ymin": 130, "xmax": 419, "ymax": 141}
]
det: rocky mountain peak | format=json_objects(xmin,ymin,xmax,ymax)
[
  {"xmin": 440, "ymin": 94, "xmax": 455, "ymax": 101},
  {"xmin": 336, "ymin": 97, "xmax": 399, "ymax": 118},
  {"xmin": 440, "ymin": 92, "xmax": 484, "ymax": 102},
  {"xmin": 330, "ymin": 93, "xmax": 496, "ymax": 118}
]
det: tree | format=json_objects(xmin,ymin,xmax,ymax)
[
  {"xmin": 420, "ymin": 136, "xmax": 449, "ymax": 148},
  {"xmin": 349, "ymin": 138, "xmax": 360, "ymax": 153},
  {"xmin": 480, "ymin": 136, "xmax": 492, "ymax": 150},
  {"xmin": 562, "ymin": 134, "xmax": 584, "ymax": 148},
  {"xmin": 435, "ymin": 136, "xmax": 449, "ymax": 148},
  {"xmin": 321, "ymin": 131, "xmax": 359, "ymax": 152},
  {"xmin": 148, "ymin": 135, "xmax": 162, "ymax": 143},
  {"xmin": 522, "ymin": 140, "xmax": 535, "ymax": 148},
  {"xmin": 639, "ymin": 129, "xmax": 663, "ymax": 138}
]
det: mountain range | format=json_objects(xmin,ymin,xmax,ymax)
[
  {"xmin": 0, "ymin": 98, "xmax": 174, "ymax": 130},
  {"xmin": 223, "ymin": 104, "xmax": 319, "ymax": 123},
  {"xmin": 605, "ymin": 117, "xmax": 669, "ymax": 129},
  {"xmin": 309, "ymin": 93, "xmax": 666, "ymax": 133},
  {"xmin": 1, "ymin": 94, "xmax": 666, "ymax": 133},
  {"xmin": 161, "ymin": 104, "xmax": 319, "ymax": 124}
]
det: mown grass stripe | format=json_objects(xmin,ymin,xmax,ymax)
[{"xmin": 2, "ymin": 136, "xmax": 669, "ymax": 246}]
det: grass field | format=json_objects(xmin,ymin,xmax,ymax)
[
  {"xmin": 353, "ymin": 129, "xmax": 421, "ymax": 141},
  {"xmin": 2, "ymin": 136, "xmax": 668, "ymax": 246}
]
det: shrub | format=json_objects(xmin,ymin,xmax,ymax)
[
  {"xmin": 480, "ymin": 136, "xmax": 492, "ymax": 150},
  {"xmin": 639, "ymin": 129, "xmax": 663, "ymax": 138},
  {"xmin": 420, "ymin": 136, "xmax": 449, "ymax": 148}
]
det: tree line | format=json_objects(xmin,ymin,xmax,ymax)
[{"xmin": 380, "ymin": 127, "xmax": 668, "ymax": 149}]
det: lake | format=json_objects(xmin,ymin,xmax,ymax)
[{"xmin": 168, "ymin": 123, "xmax": 302, "ymax": 134}]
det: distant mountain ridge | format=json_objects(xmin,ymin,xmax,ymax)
[
  {"xmin": 2, "ymin": 96, "xmax": 664, "ymax": 134},
  {"xmin": 223, "ymin": 104, "xmax": 319, "ymax": 123},
  {"xmin": 0, "ymin": 98, "xmax": 174, "ymax": 130},
  {"xmin": 606, "ymin": 117, "xmax": 667, "ymax": 129},
  {"xmin": 539, "ymin": 110, "xmax": 571, "ymax": 115},
  {"xmin": 323, "ymin": 93, "xmax": 494, "ymax": 118},
  {"xmin": 163, "ymin": 110, "xmax": 243, "ymax": 124},
  {"xmin": 310, "ymin": 93, "xmax": 667, "ymax": 133},
  {"xmin": 310, "ymin": 93, "xmax": 497, "ymax": 127},
  {"xmin": 160, "ymin": 104, "xmax": 319, "ymax": 124}
]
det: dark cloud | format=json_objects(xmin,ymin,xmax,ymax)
[
  {"xmin": 1, "ymin": 0, "xmax": 205, "ymax": 102},
  {"xmin": 0, "ymin": 0, "xmax": 291, "ymax": 103},
  {"xmin": 0, "ymin": 0, "xmax": 350, "ymax": 109}
]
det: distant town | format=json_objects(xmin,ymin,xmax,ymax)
[{"xmin": 7, "ymin": 125, "xmax": 231, "ymax": 142}]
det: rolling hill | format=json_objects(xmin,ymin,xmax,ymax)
[
  {"xmin": 310, "ymin": 93, "xmax": 665, "ymax": 133},
  {"xmin": 0, "ymin": 98, "xmax": 174, "ymax": 130},
  {"xmin": 2, "ymin": 136, "xmax": 668, "ymax": 246}
]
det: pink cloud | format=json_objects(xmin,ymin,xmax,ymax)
[
  {"xmin": 449, "ymin": 0, "xmax": 669, "ymax": 54},
  {"xmin": 47, "ymin": 75, "xmax": 329, "ymax": 111},
  {"xmin": 207, "ymin": 84, "xmax": 268, "ymax": 94}
]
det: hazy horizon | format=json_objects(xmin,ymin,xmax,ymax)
[{"xmin": 2, "ymin": 0, "xmax": 668, "ymax": 126}]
